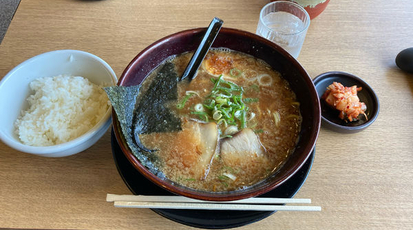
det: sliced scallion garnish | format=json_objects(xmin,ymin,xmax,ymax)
[
  {"xmin": 186, "ymin": 75, "xmax": 251, "ymax": 137},
  {"xmin": 177, "ymin": 93, "xmax": 195, "ymax": 109},
  {"xmin": 191, "ymin": 111, "xmax": 210, "ymax": 122},
  {"xmin": 229, "ymin": 68, "xmax": 243, "ymax": 78}
]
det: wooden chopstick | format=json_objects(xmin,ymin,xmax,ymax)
[
  {"xmin": 113, "ymin": 201, "xmax": 321, "ymax": 211},
  {"xmin": 106, "ymin": 194, "xmax": 321, "ymax": 212},
  {"xmin": 107, "ymin": 194, "xmax": 312, "ymax": 204}
]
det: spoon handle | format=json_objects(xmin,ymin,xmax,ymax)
[{"xmin": 181, "ymin": 17, "xmax": 223, "ymax": 81}]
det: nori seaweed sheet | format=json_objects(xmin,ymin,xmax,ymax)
[
  {"xmin": 104, "ymin": 62, "xmax": 182, "ymax": 178},
  {"xmin": 133, "ymin": 62, "xmax": 182, "ymax": 135},
  {"xmin": 104, "ymin": 85, "xmax": 163, "ymax": 177}
]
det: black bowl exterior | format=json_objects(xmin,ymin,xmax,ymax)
[
  {"xmin": 111, "ymin": 129, "xmax": 316, "ymax": 228},
  {"xmin": 113, "ymin": 27, "xmax": 321, "ymax": 201},
  {"xmin": 313, "ymin": 71, "xmax": 380, "ymax": 133}
]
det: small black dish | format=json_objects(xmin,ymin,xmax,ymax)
[
  {"xmin": 111, "ymin": 130, "xmax": 315, "ymax": 229},
  {"xmin": 313, "ymin": 71, "xmax": 379, "ymax": 133}
]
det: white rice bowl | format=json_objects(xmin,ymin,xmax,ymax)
[
  {"xmin": 15, "ymin": 75, "xmax": 110, "ymax": 147},
  {"xmin": 0, "ymin": 50, "xmax": 117, "ymax": 157}
]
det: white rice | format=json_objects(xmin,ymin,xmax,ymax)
[{"xmin": 15, "ymin": 75, "xmax": 110, "ymax": 146}]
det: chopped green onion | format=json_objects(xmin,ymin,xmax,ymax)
[
  {"xmin": 215, "ymin": 97, "xmax": 227, "ymax": 104},
  {"xmin": 224, "ymin": 125, "xmax": 238, "ymax": 135},
  {"xmin": 199, "ymin": 75, "xmax": 251, "ymax": 133},
  {"xmin": 217, "ymin": 118, "xmax": 228, "ymax": 127},
  {"xmin": 212, "ymin": 110, "xmax": 222, "ymax": 120},
  {"xmin": 219, "ymin": 108, "xmax": 232, "ymax": 119},
  {"xmin": 203, "ymin": 98, "xmax": 215, "ymax": 110},
  {"xmin": 215, "ymin": 87, "xmax": 234, "ymax": 96},
  {"xmin": 186, "ymin": 90, "xmax": 199, "ymax": 96},
  {"xmin": 191, "ymin": 111, "xmax": 210, "ymax": 122},
  {"xmin": 194, "ymin": 103, "xmax": 204, "ymax": 112},
  {"xmin": 216, "ymin": 93, "xmax": 231, "ymax": 98},
  {"xmin": 224, "ymin": 81, "xmax": 243, "ymax": 91},
  {"xmin": 211, "ymin": 77, "xmax": 221, "ymax": 91},
  {"xmin": 177, "ymin": 93, "xmax": 195, "ymax": 109},
  {"xmin": 229, "ymin": 68, "xmax": 243, "ymax": 78},
  {"xmin": 240, "ymin": 110, "xmax": 246, "ymax": 129},
  {"xmin": 218, "ymin": 175, "xmax": 229, "ymax": 180},
  {"xmin": 234, "ymin": 110, "xmax": 242, "ymax": 118}
]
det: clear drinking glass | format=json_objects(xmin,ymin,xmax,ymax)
[{"xmin": 256, "ymin": 1, "xmax": 310, "ymax": 58}]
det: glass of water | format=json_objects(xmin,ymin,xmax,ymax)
[{"xmin": 256, "ymin": 1, "xmax": 310, "ymax": 58}]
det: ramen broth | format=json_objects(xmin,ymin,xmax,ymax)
[{"xmin": 139, "ymin": 49, "xmax": 301, "ymax": 192}]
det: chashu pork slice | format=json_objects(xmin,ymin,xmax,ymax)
[
  {"xmin": 220, "ymin": 128, "xmax": 266, "ymax": 166},
  {"xmin": 196, "ymin": 122, "xmax": 220, "ymax": 179},
  {"xmin": 177, "ymin": 122, "xmax": 219, "ymax": 180}
]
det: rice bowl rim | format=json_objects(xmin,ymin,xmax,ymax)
[{"xmin": 0, "ymin": 50, "xmax": 117, "ymax": 155}]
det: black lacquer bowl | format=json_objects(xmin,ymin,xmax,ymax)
[
  {"xmin": 112, "ymin": 27, "xmax": 321, "ymax": 201},
  {"xmin": 111, "ymin": 130, "xmax": 315, "ymax": 229}
]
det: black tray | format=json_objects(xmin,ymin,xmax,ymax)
[{"xmin": 111, "ymin": 130, "xmax": 315, "ymax": 229}]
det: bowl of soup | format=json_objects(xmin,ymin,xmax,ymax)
[{"xmin": 109, "ymin": 27, "xmax": 320, "ymax": 201}]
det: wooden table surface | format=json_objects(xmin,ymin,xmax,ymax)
[{"xmin": 1, "ymin": 0, "xmax": 413, "ymax": 229}]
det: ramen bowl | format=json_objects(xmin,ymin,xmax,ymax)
[{"xmin": 113, "ymin": 27, "xmax": 321, "ymax": 201}]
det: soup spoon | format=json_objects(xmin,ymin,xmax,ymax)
[{"xmin": 180, "ymin": 17, "xmax": 223, "ymax": 81}]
